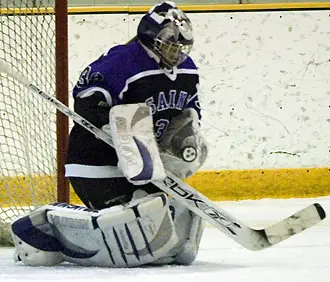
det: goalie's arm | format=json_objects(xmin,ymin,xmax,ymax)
[
  {"xmin": 71, "ymin": 49, "xmax": 135, "ymax": 129},
  {"xmin": 73, "ymin": 90, "xmax": 112, "ymax": 127},
  {"xmin": 72, "ymin": 63, "xmax": 116, "ymax": 128}
]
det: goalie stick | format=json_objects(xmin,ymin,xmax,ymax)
[{"xmin": 0, "ymin": 60, "xmax": 325, "ymax": 251}]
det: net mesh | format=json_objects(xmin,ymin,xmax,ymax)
[{"xmin": 0, "ymin": 1, "xmax": 57, "ymax": 246}]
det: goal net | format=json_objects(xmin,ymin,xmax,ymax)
[{"xmin": 0, "ymin": 1, "xmax": 67, "ymax": 246}]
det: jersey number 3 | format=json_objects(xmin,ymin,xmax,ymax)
[
  {"xmin": 155, "ymin": 119, "xmax": 169, "ymax": 140},
  {"xmin": 76, "ymin": 66, "xmax": 104, "ymax": 88}
]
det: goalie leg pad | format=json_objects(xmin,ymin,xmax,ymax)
[
  {"xmin": 10, "ymin": 206, "xmax": 64, "ymax": 266},
  {"xmin": 173, "ymin": 210, "xmax": 204, "ymax": 265},
  {"xmin": 96, "ymin": 192, "xmax": 178, "ymax": 267},
  {"xmin": 150, "ymin": 199, "xmax": 205, "ymax": 266},
  {"xmin": 45, "ymin": 193, "xmax": 178, "ymax": 267}
]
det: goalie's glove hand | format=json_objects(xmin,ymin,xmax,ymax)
[{"xmin": 159, "ymin": 108, "xmax": 208, "ymax": 179}]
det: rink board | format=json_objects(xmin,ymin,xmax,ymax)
[{"xmin": 1, "ymin": 167, "xmax": 329, "ymax": 206}]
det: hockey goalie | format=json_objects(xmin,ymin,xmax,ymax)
[{"xmin": 10, "ymin": 1, "xmax": 209, "ymax": 267}]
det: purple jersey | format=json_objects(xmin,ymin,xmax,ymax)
[{"xmin": 66, "ymin": 40, "xmax": 201, "ymax": 171}]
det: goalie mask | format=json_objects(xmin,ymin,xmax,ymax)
[{"xmin": 137, "ymin": 1, "xmax": 193, "ymax": 69}]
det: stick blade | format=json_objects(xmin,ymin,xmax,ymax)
[
  {"xmin": 263, "ymin": 203, "xmax": 326, "ymax": 246},
  {"xmin": 157, "ymin": 173, "xmax": 326, "ymax": 251}
]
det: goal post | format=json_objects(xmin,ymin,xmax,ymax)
[
  {"xmin": 0, "ymin": 0, "xmax": 69, "ymax": 246},
  {"xmin": 56, "ymin": 0, "xmax": 69, "ymax": 203}
]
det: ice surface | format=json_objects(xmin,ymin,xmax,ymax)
[{"xmin": 1, "ymin": 197, "xmax": 329, "ymax": 282}]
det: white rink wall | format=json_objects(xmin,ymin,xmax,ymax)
[
  {"xmin": 1, "ymin": 11, "xmax": 328, "ymax": 175},
  {"xmin": 68, "ymin": 10, "xmax": 330, "ymax": 170}
]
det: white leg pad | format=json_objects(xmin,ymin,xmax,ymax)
[
  {"xmin": 173, "ymin": 211, "xmax": 204, "ymax": 265},
  {"xmin": 46, "ymin": 193, "xmax": 178, "ymax": 267},
  {"xmin": 11, "ymin": 193, "xmax": 181, "ymax": 268},
  {"xmin": 12, "ymin": 234, "xmax": 63, "ymax": 266},
  {"xmin": 10, "ymin": 206, "xmax": 64, "ymax": 266},
  {"xmin": 150, "ymin": 199, "xmax": 205, "ymax": 266}
]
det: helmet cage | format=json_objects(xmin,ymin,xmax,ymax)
[{"xmin": 154, "ymin": 37, "xmax": 192, "ymax": 69}]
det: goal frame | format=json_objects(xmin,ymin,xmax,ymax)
[{"xmin": 55, "ymin": 0, "xmax": 69, "ymax": 203}]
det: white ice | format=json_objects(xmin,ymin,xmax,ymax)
[{"xmin": 1, "ymin": 197, "xmax": 329, "ymax": 282}]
